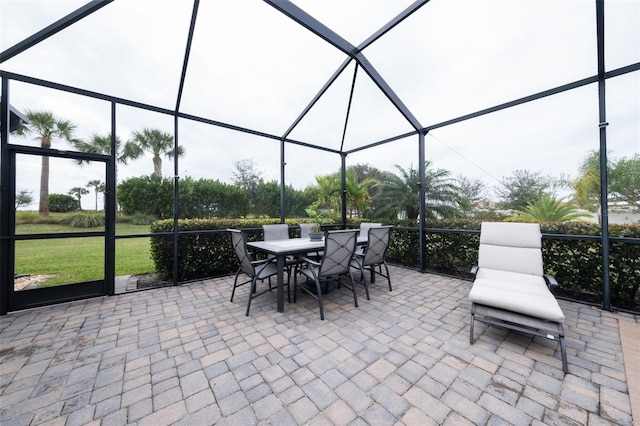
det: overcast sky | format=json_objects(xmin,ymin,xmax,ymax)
[{"xmin": 1, "ymin": 0, "xmax": 638, "ymax": 210}]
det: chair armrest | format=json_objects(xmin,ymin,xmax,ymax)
[
  {"xmin": 470, "ymin": 266, "xmax": 479, "ymax": 275},
  {"xmin": 251, "ymin": 258, "xmax": 273, "ymax": 267},
  {"xmin": 299, "ymin": 256, "xmax": 320, "ymax": 267},
  {"xmin": 544, "ymin": 274, "xmax": 559, "ymax": 290}
]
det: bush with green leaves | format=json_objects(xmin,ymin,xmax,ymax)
[
  {"xmin": 60, "ymin": 212, "xmax": 105, "ymax": 228},
  {"xmin": 48, "ymin": 193, "xmax": 80, "ymax": 212}
]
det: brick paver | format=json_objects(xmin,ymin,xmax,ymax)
[{"xmin": 0, "ymin": 266, "xmax": 637, "ymax": 425}]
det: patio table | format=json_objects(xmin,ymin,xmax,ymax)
[{"xmin": 247, "ymin": 236, "xmax": 367, "ymax": 312}]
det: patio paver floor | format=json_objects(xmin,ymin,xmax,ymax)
[{"xmin": 1, "ymin": 266, "xmax": 637, "ymax": 425}]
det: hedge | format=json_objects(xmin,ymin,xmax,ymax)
[{"xmin": 150, "ymin": 218, "xmax": 640, "ymax": 312}]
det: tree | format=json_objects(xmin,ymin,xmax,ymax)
[
  {"xmin": 373, "ymin": 162, "xmax": 459, "ymax": 221},
  {"xmin": 456, "ymin": 175, "xmax": 488, "ymax": 217},
  {"xmin": 68, "ymin": 187, "xmax": 89, "ymax": 208},
  {"xmin": 608, "ymin": 154, "xmax": 640, "ymax": 211},
  {"xmin": 15, "ymin": 189, "xmax": 33, "ymax": 210},
  {"xmin": 573, "ymin": 151, "xmax": 639, "ymax": 223},
  {"xmin": 495, "ymin": 169, "xmax": 556, "ymax": 211},
  {"xmin": 309, "ymin": 173, "xmax": 341, "ymax": 219},
  {"xmin": 231, "ymin": 159, "xmax": 263, "ymax": 213},
  {"xmin": 15, "ymin": 110, "xmax": 76, "ymax": 216},
  {"xmin": 344, "ymin": 168, "xmax": 378, "ymax": 218},
  {"xmin": 512, "ymin": 194, "xmax": 590, "ymax": 222},
  {"xmin": 87, "ymin": 180, "xmax": 105, "ymax": 211},
  {"xmin": 71, "ymin": 133, "xmax": 143, "ymax": 182},
  {"xmin": 130, "ymin": 128, "xmax": 184, "ymax": 177},
  {"xmin": 573, "ymin": 150, "xmax": 607, "ymax": 213}
]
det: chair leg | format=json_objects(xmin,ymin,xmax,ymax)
[
  {"xmin": 382, "ymin": 262, "xmax": 392, "ymax": 291},
  {"xmin": 230, "ymin": 269, "xmax": 241, "ymax": 302},
  {"xmin": 352, "ymin": 263, "xmax": 370, "ymax": 301},
  {"xmin": 293, "ymin": 266, "xmax": 299, "ymax": 303},
  {"xmin": 469, "ymin": 313, "xmax": 475, "ymax": 344},
  {"xmin": 286, "ymin": 268, "xmax": 291, "ymax": 303},
  {"xmin": 246, "ymin": 277, "xmax": 258, "ymax": 316},
  {"xmin": 348, "ymin": 273, "xmax": 358, "ymax": 308},
  {"xmin": 356, "ymin": 266, "xmax": 370, "ymax": 300},
  {"xmin": 314, "ymin": 278, "xmax": 324, "ymax": 320}
]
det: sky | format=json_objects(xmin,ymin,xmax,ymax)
[{"xmin": 1, "ymin": 0, "xmax": 638, "ymax": 211}]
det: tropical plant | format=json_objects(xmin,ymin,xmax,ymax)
[
  {"xmin": 573, "ymin": 151, "xmax": 640, "ymax": 223},
  {"xmin": 344, "ymin": 168, "xmax": 378, "ymax": 218},
  {"xmin": 309, "ymin": 174, "xmax": 341, "ymax": 219},
  {"xmin": 511, "ymin": 194, "xmax": 590, "ymax": 222},
  {"xmin": 71, "ymin": 133, "xmax": 143, "ymax": 182},
  {"xmin": 68, "ymin": 187, "xmax": 89, "ymax": 207},
  {"xmin": 86, "ymin": 180, "xmax": 105, "ymax": 211},
  {"xmin": 15, "ymin": 110, "xmax": 76, "ymax": 215},
  {"xmin": 373, "ymin": 162, "xmax": 460, "ymax": 221},
  {"xmin": 573, "ymin": 150, "xmax": 608, "ymax": 214},
  {"xmin": 60, "ymin": 212, "xmax": 105, "ymax": 228},
  {"xmin": 130, "ymin": 128, "xmax": 184, "ymax": 177}
]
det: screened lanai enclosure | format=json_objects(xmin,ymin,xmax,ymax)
[{"xmin": 1, "ymin": 0, "xmax": 639, "ymax": 314}]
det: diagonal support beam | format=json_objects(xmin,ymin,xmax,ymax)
[
  {"xmin": 358, "ymin": 0, "xmax": 431, "ymax": 51},
  {"xmin": 263, "ymin": 0, "xmax": 359, "ymax": 58},
  {"xmin": 270, "ymin": 0, "xmax": 424, "ymax": 136},
  {"xmin": 282, "ymin": 57, "xmax": 353, "ymax": 139},
  {"xmin": 0, "ymin": 0, "xmax": 114, "ymax": 63},
  {"xmin": 355, "ymin": 53, "xmax": 422, "ymax": 130}
]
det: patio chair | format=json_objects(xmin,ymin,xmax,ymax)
[
  {"xmin": 358, "ymin": 222, "xmax": 382, "ymax": 237},
  {"xmin": 263, "ymin": 223, "xmax": 290, "ymax": 241},
  {"xmin": 293, "ymin": 229, "xmax": 359, "ymax": 320},
  {"xmin": 468, "ymin": 222, "xmax": 568, "ymax": 373},
  {"xmin": 228, "ymin": 229, "xmax": 289, "ymax": 316},
  {"xmin": 263, "ymin": 223, "xmax": 298, "ymax": 271},
  {"xmin": 351, "ymin": 225, "xmax": 393, "ymax": 299}
]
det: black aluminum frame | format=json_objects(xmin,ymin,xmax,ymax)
[{"xmin": 1, "ymin": 0, "xmax": 639, "ymax": 314}]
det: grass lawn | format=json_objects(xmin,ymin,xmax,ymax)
[{"xmin": 13, "ymin": 220, "xmax": 155, "ymax": 287}]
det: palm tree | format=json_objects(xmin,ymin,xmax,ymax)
[
  {"xmin": 71, "ymin": 133, "xmax": 143, "ymax": 182},
  {"xmin": 86, "ymin": 180, "xmax": 105, "ymax": 211},
  {"xmin": 375, "ymin": 162, "xmax": 460, "ymax": 221},
  {"xmin": 573, "ymin": 150, "xmax": 612, "ymax": 224},
  {"xmin": 512, "ymin": 194, "xmax": 590, "ymax": 222},
  {"xmin": 130, "ymin": 128, "xmax": 184, "ymax": 177},
  {"xmin": 344, "ymin": 168, "xmax": 378, "ymax": 218},
  {"xmin": 68, "ymin": 187, "xmax": 89, "ymax": 208},
  {"xmin": 15, "ymin": 110, "xmax": 76, "ymax": 216},
  {"xmin": 310, "ymin": 173, "xmax": 341, "ymax": 219}
]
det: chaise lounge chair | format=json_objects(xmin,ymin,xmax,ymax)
[{"xmin": 468, "ymin": 222, "xmax": 568, "ymax": 373}]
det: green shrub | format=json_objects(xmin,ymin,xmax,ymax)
[
  {"xmin": 49, "ymin": 194, "xmax": 80, "ymax": 212},
  {"xmin": 16, "ymin": 211, "xmax": 61, "ymax": 224},
  {"xmin": 60, "ymin": 212, "xmax": 105, "ymax": 228}
]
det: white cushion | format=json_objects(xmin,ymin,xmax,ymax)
[
  {"xmin": 469, "ymin": 272, "xmax": 565, "ymax": 322},
  {"xmin": 480, "ymin": 222, "xmax": 541, "ymax": 248},
  {"xmin": 478, "ymin": 222, "xmax": 543, "ymax": 276}
]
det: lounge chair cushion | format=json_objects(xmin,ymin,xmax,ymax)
[
  {"xmin": 478, "ymin": 222, "xmax": 543, "ymax": 276},
  {"xmin": 469, "ymin": 268, "xmax": 565, "ymax": 322}
]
